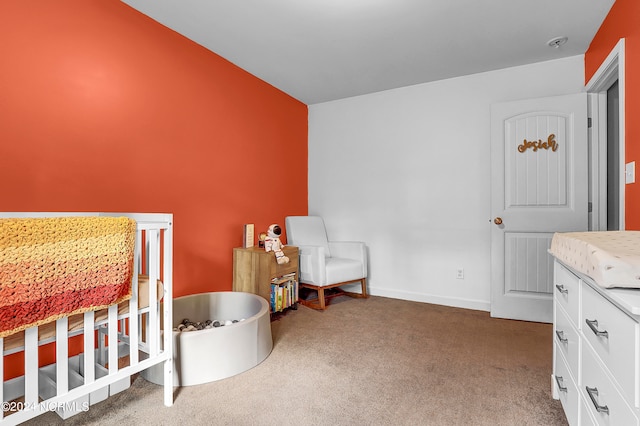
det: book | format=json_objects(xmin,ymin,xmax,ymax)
[
  {"xmin": 277, "ymin": 286, "xmax": 283, "ymax": 312},
  {"xmin": 243, "ymin": 224, "xmax": 255, "ymax": 248},
  {"xmin": 270, "ymin": 283, "xmax": 277, "ymax": 311},
  {"xmin": 269, "ymin": 273, "xmax": 298, "ymax": 311},
  {"xmin": 271, "ymin": 272, "xmax": 295, "ymax": 285}
]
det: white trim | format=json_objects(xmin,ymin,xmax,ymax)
[
  {"xmin": 587, "ymin": 92, "xmax": 608, "ymax": 230},
  {"xmin": 586, "ymin": 38, "xmax": 626, "ymax": 230},
  {"xmin": 369, "ymin": 287, "xmax": 491, "ymax": 312}
]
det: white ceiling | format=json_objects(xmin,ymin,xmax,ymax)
[{"xmin": 121, "ymin": 0, "xmax": 615, "ymax": 105}]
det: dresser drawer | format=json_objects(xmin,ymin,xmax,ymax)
[
  {"xmin": 555, "ymin": 261, "xmax": 580, "ymax": 326},
  {"xmin": 582, "ymin": 345, "xmax": 638, "ymax": 425},
  {"xmin": 555, "ymin": 304, "xmax": 580, "ymax": 380},
  {"xmin": 580, "ymin": 397, "xmax": 599, "ymax": 426},
  {"xmin": 582, "ymin": 282, "xmax": 638, "ymax": 405},
  {"xmin": 555, "ymin": 343, "xmax": 580, "ymax": 426}
]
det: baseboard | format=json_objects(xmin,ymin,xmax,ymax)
[{"xmin": 367, "ymin": 287, "xmax": 491, "ymax": 312}]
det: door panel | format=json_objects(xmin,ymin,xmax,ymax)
[
  {"xmin": 491, "ymin": 94, "xmax": 588, "ymax": 323},
  {"xmin": 507, "ymin": 115, "xmax": 567, "ymax": 207},
  {"xmin": 505, "ymin": 232, "xmax": 554, "ymax": 294}
]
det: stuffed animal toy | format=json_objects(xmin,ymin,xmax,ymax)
[{"xmin": 264, "ymin": 224, "xmax": 289, "ymax": 264}]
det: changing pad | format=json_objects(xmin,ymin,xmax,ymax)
[{"xmin": 549, "ymin": 231, "xmax": 640, "ymax": 289}]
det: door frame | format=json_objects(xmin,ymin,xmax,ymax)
[{"xmin": 586, "ymin": 38, "xmax": 626, "ymax": 230}]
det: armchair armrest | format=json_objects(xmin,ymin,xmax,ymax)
[{"xmin": 297, "ymin": 245, "xmax": 327, "ymax": 285}]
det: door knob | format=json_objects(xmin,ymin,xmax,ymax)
[{"xmin": 494, "ymin": 217, "xmax": 503, "ymax": 225}]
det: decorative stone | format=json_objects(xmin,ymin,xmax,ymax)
[{"xmin": 174, "ymin": 318, "xmax": 245, "ymax": 332}]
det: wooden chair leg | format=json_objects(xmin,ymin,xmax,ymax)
[
  {"xmin": 361, "ymin": 278, "xmax": 368, "ymax": 298},
  {"xmin": 318, "ymin": 288, "xmax": 326, "ymax": 310}
]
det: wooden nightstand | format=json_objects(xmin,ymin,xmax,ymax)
[{"xmin": 232, "ymin": 245, "xmax": 299, "ymax": 311}]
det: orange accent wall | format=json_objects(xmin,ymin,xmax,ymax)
[
  {"xmin": 585, "ymin": 0, "xmax": 640, "ymax": 229},
  {"xmin": 0, "ymin": 1, "xmax": 308, "ymax": 379}
]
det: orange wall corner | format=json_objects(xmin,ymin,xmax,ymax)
[{"xmin": 584, "ymin": 0, "xmax": 640, "ymax": 229}]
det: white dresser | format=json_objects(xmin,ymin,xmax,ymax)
[{"xmin": 552, "ymin": 259, "xmax": 640, "ymax": 425}]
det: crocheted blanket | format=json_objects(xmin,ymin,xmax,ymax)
[{"xmin": 0, "ymin": 216, "xmax": 136, "ymax": 338}]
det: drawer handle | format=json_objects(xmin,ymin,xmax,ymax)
[
  {"xmin": 555, "ymin": 375, "xmax": 567, "ymax": 393},
  {"xmin": 586, "ymin": 386, "xmax": 609, "ymax": 415},
  {"xmin": 585, "ymin": 319, "xmax": 609, "ymax": 338},
  {"xmin": 555, "ymin": 284, "xmax": 568, "ymax": 295},
  {"xmin": 555, "ymin": 330, "xmax": 568, "ymax": 344}
]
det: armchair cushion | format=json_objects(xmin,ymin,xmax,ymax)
[
  {"xmin": 297, "ymin": 247, "xmax": 365, "ymax": 287},
  {"xmin": 325, "ymin": 257, "xmax": 365, "ymax": 285}
]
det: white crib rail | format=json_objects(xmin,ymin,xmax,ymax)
[{"xmin": 0, "ymin": 212, "xmax": 173, "ymax": 425}]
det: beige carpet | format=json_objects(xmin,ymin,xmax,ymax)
[{"xmin": 23, "ymin": 295, "xmax": 568, "ymax": 426}]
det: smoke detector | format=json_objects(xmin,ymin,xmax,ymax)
[{"xmin": 547, "ymin": 36, "xmax": 568, "ymax": 49}]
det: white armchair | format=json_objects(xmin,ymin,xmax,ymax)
[{"xmin": 285, "ymin": 216, "xmax": 368, "ymax": 310}]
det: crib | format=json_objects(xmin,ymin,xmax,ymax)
[{"xmin": 0, "ymin": 212, "xmax": 173, "ymax": 425}]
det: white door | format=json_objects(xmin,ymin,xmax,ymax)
[{"xmin": 490, "ymin": 93, "xmax": 588, "ymax": 323}]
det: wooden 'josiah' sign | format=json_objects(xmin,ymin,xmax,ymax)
[{"xmin": 518, "ymin": 134, "xmax": 558, "ymax": 153}]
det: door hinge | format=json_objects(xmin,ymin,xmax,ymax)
[
  {"xmin": 588, "ymin": 202, "xmax": 593, "ymax": 213},
  {"xmin": 588, "ymin": 117, "xmax": 592, "ymax": 128}
]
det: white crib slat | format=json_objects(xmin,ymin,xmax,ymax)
[
  {"xmin": 148, "ymin": 229, "xmax": 159, "ymax": 357},
  {"xmin": 24, "ymin": 327, "xmax": 38, "ymax": 406},
  {"xmin": 97, "ymin": 325, "xmax": 106, "ymax": 366},
  {"xmin": 108, "ymin": 305, "xmax": 118, "ymax": 374},
  {"xmin": 163, "ymin": 224, "xmax": 174, "ymax": 407},
  {"xmin": 129, "ymin": 230, "xmax": 141, "ymax": 366},
  {"xmin": 56, "ymin": 317, "xmax": 69, "ymax": 396},
  {"xmin": 128, "ymin": 282, "xmax": 139, "ymax": 365},
  {"xmin": 83, "ymin": 311, "xmax": 95, "ymax": 383}
]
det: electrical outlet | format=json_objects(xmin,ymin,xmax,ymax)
[{"xmin": 456, "ymin": 268, "xmax": 464, "ymax": 279}]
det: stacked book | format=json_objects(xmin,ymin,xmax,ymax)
[{"xmin": 270, "ymin": 272, "xmax": 298, "ymax": 312}]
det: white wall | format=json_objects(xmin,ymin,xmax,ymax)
[{"xmin": 308, "ymin": 55, "xmax": 585, "ymax": 311}]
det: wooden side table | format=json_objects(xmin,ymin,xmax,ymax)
[{"xmin": 232, "ymin": 246, "xmax": 299, "ymax": 307}]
